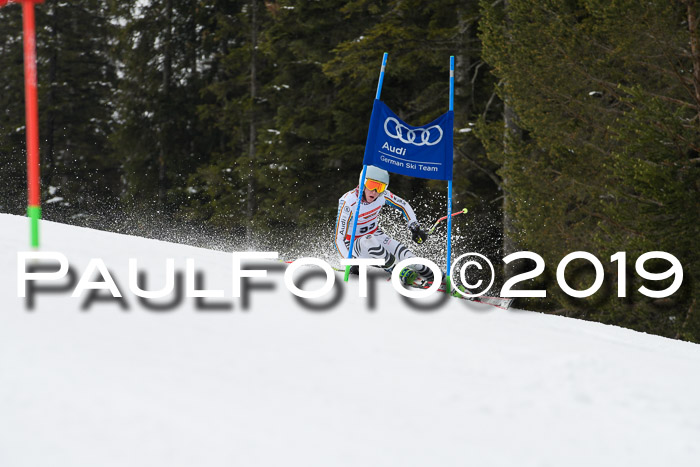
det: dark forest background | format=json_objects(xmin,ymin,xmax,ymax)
[{"xmin": 1, "ymin": 0, "xmax": 698, "ymax": 341}]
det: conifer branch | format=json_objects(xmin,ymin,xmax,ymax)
[{"xmin": 455, "ymin": 147, "xmax": 502, "ymax": 189}]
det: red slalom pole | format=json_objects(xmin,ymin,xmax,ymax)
[
  {"xmin": 428, "ymin": 208, "xmax": 468, "ymax": 235},
  {"xmin": 2, "ymin": 0, "xmax": 44, "ymax": 247},
  {"xmin": 23, "ymin": 0, "xmax": 42, "ymax": 248}
]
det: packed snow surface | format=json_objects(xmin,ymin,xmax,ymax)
[{"xmin": 1, "ymin": 213, "xmax": 699, "ymax": 466}]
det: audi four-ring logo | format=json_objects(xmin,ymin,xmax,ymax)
[{"xmin": 384, "ymin": 117, "xmax": 443, "ymax": 146}]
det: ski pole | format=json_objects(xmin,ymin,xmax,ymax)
[{"xmin": 428, "ymin": 208, "xmax": 468, "ymax": 235}]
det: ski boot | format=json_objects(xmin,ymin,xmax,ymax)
[
  {"xmin": 383, "ymin": 254, "xmax": 418, "ymax": 286},
  {"xmin": 398, "ymin": 267, "xmax": 418, "ymax": 286}
]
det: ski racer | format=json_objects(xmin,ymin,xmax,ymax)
[{"xmin": 334, "ymin": 165, "xmax": 436, "ymax": 284}]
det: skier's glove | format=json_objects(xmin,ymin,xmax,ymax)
[
  {"xmin": 409, "ymin": 222, "xmax": 428, "ymax": 245},
  {"xmin": 348, "ymin": 265, "xmax": 359, "ymax": 275}
]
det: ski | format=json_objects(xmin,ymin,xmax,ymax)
[
  {"xmin": 409, "ymin": 278, "xmax": 514, "ymax": 310},
  {"xmin": 287, "ymin": 260, "xmax": 514, "ymax": 310}
]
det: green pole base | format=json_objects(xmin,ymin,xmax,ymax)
[{"xmin": 27, "ymin": 205, "xmax": 41, "ymax": 248}]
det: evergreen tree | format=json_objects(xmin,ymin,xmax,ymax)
[
  {"xmin": 40, "ymin": 0, "xmax": 120, "ymax": 220},
  {"xmin": 111, "ymin": 0, "xmax": 209, "ymax": 214},
  {"xmin": 180, "ymin": 0, "xmax": 275, "ymax": 236},
  {"xmin": 0, "ymin": 3, "xmax": 27, "ymax": 214},
  {"xmin": 256, "ymin": 0, "xmax": 361, "ymax": 229},
  {"xmin": 0, "ymin": 1, "xmax": 119, "ymax": 221},
  {"xmin": 478, "ymin": 0, "xmax": 699, "ymax": 341}
]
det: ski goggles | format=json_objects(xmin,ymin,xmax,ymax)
[{"xmin": 364, "ymin": 178, "xmax": 387, "ymax": 193}]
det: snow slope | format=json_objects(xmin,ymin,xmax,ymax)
[{"xmin": 1, "ymin": 213, "xmax": 699, "ymax": 467}]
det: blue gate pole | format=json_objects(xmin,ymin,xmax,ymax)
[
  {"xmin": 375, "ymin": 52, "xmax": 388, "ymax": 99},
  {"xmin": 345, "ymin": 53, "xmax": 388, "ymax": 282},
  {"xmin": 446, "ymin": 56, "xmax": 455, "ymax": 292}
]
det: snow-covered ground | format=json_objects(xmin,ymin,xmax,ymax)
[{"xmin": 1, "ymin": 213, "xmax": 699, "ymax": 467}]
